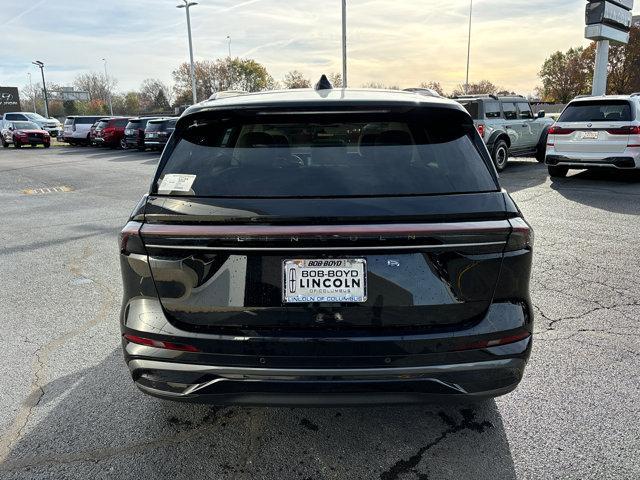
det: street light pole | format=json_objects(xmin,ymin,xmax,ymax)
[
  {"xmin": 32, "ymin": 61, "xmax": 49, "ymax": 118},
  {"xmin": 342, "ymin": 0, "xmax": 347, "ymax": 88},
  {"xmin": 28, "ymin": 72, "xmax": 36, "ymax": 113},
  {"xmin": 465, "ymin": 0, "xmax": 473, "ymax": 94},
  {"xmin": 177, "ymin": 1, "xmax": 198, "ymax": 105},
  {"xmin": 102, "ymin": 58, "xmax": 114, "ymax": 116},
  {"xmin": 227, "ymin": 35, "xmax": 232, "ymax": 57}
]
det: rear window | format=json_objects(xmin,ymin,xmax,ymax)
[
  {"xmin": 64, "ymin": 118, "xmax": 74, "ymax": 126},
  {"xmin": 458, "ymin": 101, "xmax": 480, "ymax": 119},
  {"xmin": 146, "ymin": 121, "xmax": 165, "ymax": 132},
  {"xmin": 154, "ymin": 110, "xmax": 497, "ymax": 198},
  {"xmin": 96, "ymin": 120, "xmax": 109, "ymax": 129},
  {"xmin": 112, "ymin": 119, "xmax": 129, "ymax": 127},
  {"xmin": 76, "ymin": 117, "xmax": 99, "ymax": 125},
  {"xmin": 559, "ymin": 100, "xmax": 632, "ymax": 122}
]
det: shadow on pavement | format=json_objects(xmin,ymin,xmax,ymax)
[
  {"xmin": 1, "ymin": 349, "xmax": 517, "ymax": 480},
  {"xmin": 550, "ymin": 168, "xmax": 640, "ymax": 215},
  {"xmin": 498, "ymin": 159, "xmax": 548, "ymax": 194}
]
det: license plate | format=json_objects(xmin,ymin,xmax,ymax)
[
  {"xmin": 147, "ymin": 133, "xmax": 157, "ymax": 138},
  {"xmin": 283, "ymin": 259, "xmax": 367, "ymax": 303},
  {"xmin": 582, "ymin": 131, "xmax": 599, "ymax": 139},
  {"xmin": 125, "ymin": 129, "xmax": 133, "ymax": 135}
]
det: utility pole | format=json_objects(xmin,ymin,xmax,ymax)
[
  {"xmin": 227, "ymin": 35, "xmax": 232, "ymax": 57},
  {"xmin": 32, "ymin": 61, "xmax": 49, "ymax": 118},
  {"xmin": 465, "ymin": 0, "xmax": 473, "ymax": 94},
  {"xmin": 102, "ymin": 58, "xmax": 114, "ymax": 116},
  {"xmin": 177, "ymin": 1, "xmax": 198, "ymax": 104},
  {"xmin": 342, "ymin": 0, "xmax": 347, "ymax": 88}
]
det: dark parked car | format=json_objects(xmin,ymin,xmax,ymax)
[
  {"xmin": 119, "ymin": 85, "xmax": 534, "ymax": 405},
  {"xmin": 124, "ymin": 117, "xmax": 157, "ymax": 151},
  {"xmin": 94, "ymin": 117, "xmax": 129, "ymax": 148},
  {"xmin": 144, "ymin": 118, "xmax": 177, "ymax": 151}
]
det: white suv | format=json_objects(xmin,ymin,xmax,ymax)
[
  {"xmin": 62, "ymin": 116, "xmax": 104, "ymax": 145},
  {"xmin": 545, "ymin": 94, "xmax": 640, "ymax": 177}
]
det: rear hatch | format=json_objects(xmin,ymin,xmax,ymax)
[
  {"xmin": 552, "ymin": 99, "xmax": 635, "ymax": 154},
  {"xmin": 140, "ymin": 106, "xmax": 511, "ymax": 332},
  {"xmin": 125, "ymin": 119, "xmax": 147, "ymax": 140}
]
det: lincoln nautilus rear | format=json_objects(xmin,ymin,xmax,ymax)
[{"xmin": 119, "ymin": 85, "xmax": 534, "ymax": 405}]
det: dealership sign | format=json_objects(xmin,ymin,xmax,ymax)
[
  {"xmin": 586, "ymin": 0, "xmax": 634, "ymax": 44},
  {"xmin": 0, "ymin": 87, "xmax": 21, "ymax": 115}
]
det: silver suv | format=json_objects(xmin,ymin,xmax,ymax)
[{"xmin": 453, "ymin": 95, "xmax": 555, "ymax": 171}]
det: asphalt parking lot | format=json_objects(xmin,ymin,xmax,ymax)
[{"xmin": 0, "ymin": 146, "xmax": 639, "ymax": 480}]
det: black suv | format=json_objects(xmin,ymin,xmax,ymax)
[
  {"xmin": 124, "ymin": 117, "xmax": 157, "ymax": 151},
  {"xmin": 144, "ymin": 118, "xmax": 177, "ymax": 151},
  {"xmin": 120, "ymin": 85, "xmax": 534, "ymax": 405}
]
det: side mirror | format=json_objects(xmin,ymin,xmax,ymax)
[{"xmin": 537, "ymin": 110, "xmax": 546, "ymax": 118}]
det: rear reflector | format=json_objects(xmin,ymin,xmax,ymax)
[
  {"xmin": 454, "ymin": 331, "xmax": 530, "ymax": 351},
  {"xmin": 124, "ymin": 334, "xmax": 199, "ymax": 352}
]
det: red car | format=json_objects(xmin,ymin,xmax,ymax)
[
  {"xmin": 94, "ymin": 117, "xmax": 129, "ymax": 148},
  {"xmin": 1, "ymin": 121, "xmax": 51, "ymax": 148}
]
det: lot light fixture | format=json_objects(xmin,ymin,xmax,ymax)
[
  {"xmin": 227, "ymin": 35, "xmax": 231, "ymax": 57},
  {"xmin": 465, "ymin": 0, "xmax": 473, "ymax": 94},
  {"xmin": 102, "ymin": 58, "xmax": 114, "ymax": 116},
  {"xmin": 342, "ymin": 0, "xmax": 347, "ymax": 87},
  {"xmin": 32, "ymin": 61, "xmax": 49, "ymax": 118},
  {"xmin": 177, "ymin": 1, "xmax": 198, "ymax": 105}
]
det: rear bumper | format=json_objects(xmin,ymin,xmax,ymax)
[
  {"xmin": 121, "ymin": 297, "xmax": 533, "ymax": 405},
  {"xmin": 129, "ymin": 356, "xmax": 527, "ymax": 405},
  {"xmin": 546, "ymin": 151, "xmax": 640, "ymax": 169}
]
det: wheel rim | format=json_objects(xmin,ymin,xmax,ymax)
[{"xmin": 495, "ymin": 146, "xmax": 507, "ymax": 168}]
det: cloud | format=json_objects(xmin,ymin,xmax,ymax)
[{"xmin": 0, "ymin": 0, "xmax": 637, "ymax": 95}]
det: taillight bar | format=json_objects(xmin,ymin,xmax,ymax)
[
  {"xmin": 140, "ymin": 220, "xmax": 512, "ymax": 238},
  {"xmin": 119, "ymin": 221, "xmax": 146, "ymax": 254},
  {"xmin": 548, "ymin": 126, "xmax": 575, "ymax": 135},
  {"xmin": 606, "ymin": 126, "xmax": 640, "ymax": 135},
  {"xmin": 505, "ymin": 217, "xmax": 534, "ymax": 252},
  {"xmin": 476, "ymin": 124, "xmax": 485, "ymax": 138}
]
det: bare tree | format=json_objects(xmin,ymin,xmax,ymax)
[{"xmin": 283, "ymin": 71, "xmax": 311, "ymax": 89}]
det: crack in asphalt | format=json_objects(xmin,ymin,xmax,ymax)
[
  {"xmin": 0, "ymin": 245, "xmax": 117, "ymax": 462},
  {"xmin": 378, "ymin": 409, "xmax": 493, "ymax": 480}
]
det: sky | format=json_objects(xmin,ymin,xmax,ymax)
[{"xmin": 0, "ymin": 0, "xmax": 638, "ymax": 96}]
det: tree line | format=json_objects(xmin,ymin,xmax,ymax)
[
  {"xmin": 538, "ymin": 25, "xmax": 640, "ymax": 103},
  {"xmin": 21, "ymin": 55, "xmax": 517, "ymax": 118}
]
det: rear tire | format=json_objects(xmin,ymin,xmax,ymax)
[
  {"xmin": 14, "ymin": 140, "xmax": 21, "ymax": 149},
  {"xmin": 120, "ymin": 138, "xmax": 127, "ymax": 150},
  {"xmin": 535, "ymin": 130, "xmax": 549, "ymax": 163},
  {"xmin": 2, "ymin": 138, "xmax": 8, "ymax": 148},
  {"xmin": 548, "ymin": 165, "xmax": 569, "ymax": 178},
  {"xmin": 492, "ymin": 139, "xmax": 509, "ymax": 172},
  {"xmin": 44, "ymin": 142, "xmax": 50, "ymax": 149}
]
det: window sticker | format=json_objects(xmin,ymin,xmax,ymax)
[{"xmin": 158, "ymin": 174, "xmax": 196, "ymax": 193}]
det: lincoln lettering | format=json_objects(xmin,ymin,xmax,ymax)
[{"xmin": 300, "ymin": 269, "xmax": 361, "ymax": 289}]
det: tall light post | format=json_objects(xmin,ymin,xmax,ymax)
[
  {"xmin": 341, "ymin": 0, "xmax": 347, "ymax": 87},
  {"xmin": 28, "ymin": 72, "xmax": 36, "ymax": 113},
  {"xmin": 177, "ymin": 0, "xmax": 198, "ymax": 105},
  {"xmin": 465, "ymin": 0, "xmax": 473, "ymax": 94},
  {"xmin": 102, "ymin": 58, "xmax": 114, "ymax": 116},
  {"xmin": 32, "ymin": 61, "xmax": 49, "ymax": 118},
  {"xmin": 227, "ymin": 35, "xmax": 232, "ymax": 57}
]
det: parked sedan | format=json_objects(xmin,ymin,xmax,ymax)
[
  {"xmin": 119, "ymin": 86, "xmax": 534, "ymax": 405},
  {"xmin": 1, "ymin": 121, "xmax": 51, "ymax": 148},
  {"xmin": 94, "ymin": 117, "xmax": 129, "ymax": 148},
  {"xmin": 144, "ymin": 118, "xmax": 177, "ymax": 151},
  {"xmin": 545, "ymin": 94, "xmax": 640, "ymax": 177}
]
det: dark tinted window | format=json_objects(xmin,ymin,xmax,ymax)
[
  {"xmin": 459, "ymin": 101, "xmax": 480, "ymax": 119},
  {"xmin": 501, "ymin": 102, "xmax": 517, "ymax": 120},
  {"xmin": 96, "ymin": 120, "xmax": 109, "ymax": 129},
  {"xmin": 112, "ymin": 119, "xmax": 129, "ymax": 127},
  {"xmin": 5, "ymin": 114, "xmax": 26, "ymax": 121},
  {"xmin": 155, "ymin": 110, "xmax": 497, "ymax": 198},
  {"xmin": 166, "ymin": 119, "xmax": 178, "ymax": 129},
  {"xmin": 64, "ymin": 118, "xmax": 74, "ymax": 126},
  {"xmin": 126, "ymin": 121, "xmax": 140, "ymax": 129},
  {"xmin": 484, "ymin": 101, "xmax": 501, "ymax": 118},
  {"xmin": 559, "ymin": 100, "xmax": 632, "ymax": 122},
  {"xmin": 76, "ymin": 117, "xmax": 99, "ymax": 124},
  {"xmin": 146, "ymin": 121, "xmax": 166, "ymax": 132}
]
